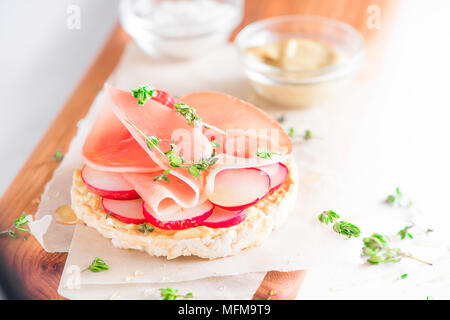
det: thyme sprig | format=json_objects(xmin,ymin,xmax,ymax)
[
  {"xmin": 361, "ymin": 233, "xmax": 432, "ymax": 266},
  {"xmin": 159, "ymin": 287, "xmax": 194, "ymax": 300},
  {"xmin": 126, "ymin": 120, "xmax": 218, "ymax": 179},
  {"xmin": 153, "ymin": 169, "xmax": 171, "ymax": 182},
  {"xmin": 288, "ymin": 128, "xmax": 313, "ymax": 141},
  {"xmin": 131, "ymin": 85, "xmax": 225, "ymax": 134},
  {"xmin": 256, "ymin": 148, "xmax": 280, "ymax": 160},
  {"xmin": 0, "ymin": 212, "xmax": 29, "ymax": 239},
  {"xmin": 386, "ymin": 187, "xmax": 413, "ymax": 208},
  {"xmin": 53, "ymin": 150, "xmax": 64, "ymax": 162},
  {"xmin": 318, "ymin": 210, "xmax": 361, "ymax": 238},
  {"xmin": 398, "ymin": 225, "xmax": 414, "ymax": 240},
  {"xmin": 83, "ymin": 257, "xmax": 110, "ymax": 273},
  {"xmin": 131, "ymin": 84, "xmax": 156, "ymax": 105},
  {"xmin": 139, "ymin": 223, "xmax": 154, "ymax": 233}
]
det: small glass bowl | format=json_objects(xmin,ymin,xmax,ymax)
[
  {"xmin": 235, "ymin": 15, "xmax": 364, "ymax": 108},
  {"xmin": 120, "ymin": 0, "xmax": 243, "ymax": 60}
]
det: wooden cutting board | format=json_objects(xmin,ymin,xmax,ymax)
[{"xmin": 0, "ymin": 0, "xmax": 398, "ymax": 300}]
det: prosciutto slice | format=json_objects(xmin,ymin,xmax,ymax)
[
  {"xmin": 82, "ymin": 85, "xmax": 292, "ymax": 219},
  {"xmin": 82, "ymin": 96, "xmax": 159, "ymax": 173}
]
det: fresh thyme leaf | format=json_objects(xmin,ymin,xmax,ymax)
[
  {"xmin": 318, "ymin": 210, "xmax": 340, "ymax": 224},
  {"xmin": 153, "ymin": 169, "xmax": 171, "ymax": 182},
  {"xmin": 139, "ymin": 223, "xmax": 154, "ymax": 233},
  {"xmin": 53, "ymin": 150, "xmax": 64, "ymax": 162},
  {"xmin": 131, "ymin": 84, "xmax": 156, "ymax": 105},
  {"xmin": 1, "ymin": 212, "xmax": 29, "ymax": 239},
  {"xmin": 188, "ymin": 165, "xmax": 200, "ymax": 178},
  {"xmin": 13, "ymin": 212, "xmax": 29, "ymax": 232},
  {"xmin": 318, "ymin": 210, "xmax": 360, "ymax": 238},
  {"xmin": 386, "ymin": 187, "xmax": 412, "ymax": 207},
  {"xmin": 398, "ymin": 225, "xmax": 414, "ymax": 240},
  {"xmin": 174, "ymin": 103, "xmax": 201, "ymax": 125},
  {"xmin": 361, "ymin": 233, "xmax": 432, "ymax": 266},
  {"xmin": 287, "ymin": 128, "xmax": 313, "ymax": 141},
  {"xmin": 256, "ymin": 148, "xmax": 280, "ymax": 160},
  {"xmin": 146, "ymin": 136, "xmax": 161, "ymax": 150},
  {"xmin": 304, "ymin": 129, "xmax": 313, "ymax": 140},
  {"xmin": 400, "ymin": 273, "xmax": 408, "ymax": 279},
  {"xmin": 8, "ymin": 229, "xmax": 17, "ymax": 238},
  {"xmin": 210, "ymin": 140, "xmax": 221, "ymax": 149},
  {"xmin": 333, "ymin": 221, "xmax": 361, "ymax": 238},
  {"xmin": 288, "ymin": 127, "xmax": 295, "ymax": 138},
  {"xmin": 84, "ymin": 257, "xmax": 109, "ymax": 273},
  {"xmin": 159, "ymin": 287, "xmax": 194, "ymax": 300}
]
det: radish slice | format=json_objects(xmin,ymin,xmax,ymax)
[
  {"xmin": 102, "ymin": 198, "xmax": 146, "ymax": 224},
  {"xmin": 202, "ymin": 207, "xmax": 246, "ymax": 228},
  {"xmin": 143, "ymin": 201, "xmax": 214, "ymax": 230},
  {"xmin": 81, "ymin": 165, "xmax": 139, "ymax": 200},
  {"xmin": 209, "ymin": 168, "xmax": 270, "ymax": 211},
  {"xmin": 152, "ymin": 89, "xmax": 180, "ymax": 109},
  {"xmin": 259, "ymin": 162, "xmax": 289, "ymax": 191}
]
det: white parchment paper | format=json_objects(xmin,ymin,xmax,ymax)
[{"xmin": 30, "ymin": 42, "xmax": 376, "ymax": 299}]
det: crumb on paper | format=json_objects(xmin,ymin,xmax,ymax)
[
  {"xmin": 109, "ymin": 292, "xmax": 121, "ymax": 300},
  {"xmin": 218, "ymin": 286, "xmax": 225, "ymax": 291},
  {"xmin": 142, "ymin": 288, "xmax": 155, "ymax": 297},
  {"xmin": 134, "ymin": 270, "xmax": 144, "ymax": 277}
]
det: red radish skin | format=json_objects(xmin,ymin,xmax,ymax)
[
  {"xmin": 102, "ymin": 198, "xmax": 146, "ymax": 224},
  {"xmin": 259, "ymin": 162, "xmax": 289, "ymax": 192},
  {"xmin": 143, "ymin": 201, "xmax": 214, "ymax": 230},
  {"xmin": 202, "ymin": 207, "xmax": 246, "ymax": 228},
  {"xmin": 152, "ymin": 89, "xmax": 181, "ymax": 109},
  {"xmin": 209, "ymin": 168, "xmax": 271, "ymax": 211},
  {"xmin": 81, "ymin": 165, "xmax": 139, "ymax": 200}
]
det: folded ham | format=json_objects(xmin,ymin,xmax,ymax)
[{"xmin": 82, "ymin": 85, "xmax": 292, "ymax": 221}]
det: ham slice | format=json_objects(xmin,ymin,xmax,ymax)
[
  {"xmin": 82, "ymin": 85, "xmax": 293, "ymax": 221},
  {"xmin": 83, "ymin": 97, "xmax": 159, "ymax": 173}
]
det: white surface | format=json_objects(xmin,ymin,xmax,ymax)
[
  {"xmin": 296, "ymin": 1, "xmax": 450, "ymax": 299},
  {"xmin": 0, "ymin": 0, "xmax": 119, "ymax": 196}
]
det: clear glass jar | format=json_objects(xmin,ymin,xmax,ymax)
[
  {"xmin": 236, "ymin": 15, "xmax": 364, "ymax": 108},
  {"xmin": 119, "ymin": 0, "xmax": 243, "ymax": 59}
]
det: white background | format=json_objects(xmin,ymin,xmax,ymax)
[{"xmin": 0, "ymin": 0, "xmax": 119, "ymax": 196}]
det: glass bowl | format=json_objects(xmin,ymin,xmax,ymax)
[
  {"xmin": 120, "ymin": 0, "xmax": 243, "ymax": 60},
  {"xmin": 235, "ymin": 15, "xmax": 364, "ymax": 108}
]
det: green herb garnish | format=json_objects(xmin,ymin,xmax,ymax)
[
  {"xmin": 318, "ymin": 210, "xmax": 360, "ymax": 238},
  {"xmin": 386, "ymin": 187, "xmax": 412, "ymax": 207},
  {"xmin": 318, "ymin": 210, "xmax": 340, "ymax": 224},
  {"xmin": 126, "ymin": 120, "xmax": 217, "ymax": 179},
  {"xmin": 362, "ymin": 233, "xmax": 432, "ymax": 266},
  {"xmin": 333, "ymin": 221, "xmax": 361, "ymax": 238},
  {"xmin": 400, "ymin": 273, "xmax": 408, "ymax": 279},
  {"xmin": 287, "ymin": 128, "xmax": 313, "ymax": 141},
  {"xmin": 159, "ymin": 287, "xmax": 193, "ymax": 300},
  {"xmin": 131, "ymin": 84, "xmax": 156, "ymax": 105},
  {"xmin": 83, "ymin": 257, "xmax": 110, "ymax": 273},
  {"xmin": 53, "ymin": 150, "xmax": 64, "ymax": 162},
  {"xmin": 174, "ymin": 103, "xmax": 201, "ymax": 125},
  {"xmin": 256, "ymin": 148, "xmax": 280, "ymax": 160},
  {"xmin": 210, "ymin": 140, "xmax": 221, "ymax": 149},
  {"xmin": 0, "ymin": 212, "xmax": 29, "ymax": 239},
  {"xmin": 398, "ymin": 225, "xmax": 414, "ymax": 240},
  {"xmin": 139, "ymin": 223, "xmax": 154, "ymax": 233},
  {"xmin": 153, "ymin": 169, "xmax": 171, "ymax": 182}
]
